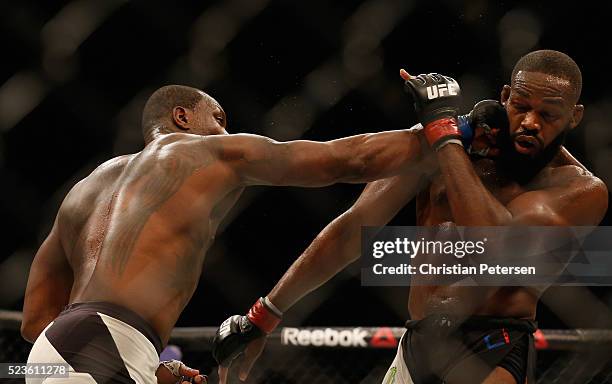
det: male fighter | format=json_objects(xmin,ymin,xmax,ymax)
[
  {"xmin": 21, "ymin": 84, "xmax": 434, "ymax": 383},
  {"xmin": 213, "ymin": 50, "xmax": 608, "ymax": 383}
]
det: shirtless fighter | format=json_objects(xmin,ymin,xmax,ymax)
[
  {"xmin": 213, "ymin": 50, "xmax": 608, "ymax": 383},
  {"xmin": 21, "ymin": 84, "xmax": 432, "ymax": 383}
]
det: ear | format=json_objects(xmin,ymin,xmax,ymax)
[
  {"xmin": 172, "ymin": 106, "xmax": 190, "ymax": 130},
  {"xmin": 569, "ymin": 104, "xmax": 584, "ymax": 129},
  {"xmin": 500, "ymin": 85, "xmax": 511, "ymax": 106}
]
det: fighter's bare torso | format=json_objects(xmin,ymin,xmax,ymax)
[
  {"xmin": 45, "ymin": 123, "xmax": 421, "ymax": 345},
  {"xmin": 56, "ymin": 133, "xmax": 243, "ymax": 344},
  {"xmin": 408, "ymin": 149, "xmax": 586, "ymax": 320}
]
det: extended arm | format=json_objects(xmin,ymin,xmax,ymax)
[
  {"xmin": 208, "ymin": 128, "xmax": 431, "ymax": 187},
  {"xmin": 213, "ymin": 169, "xmax": 429, "ymax": 382},
  {"xmin": 267, "ymin": 171, "xmax": 428, "ymax": 311},
  {"xmin": 21, "ymin": 220, "xmax": 73, "ymax": 342}
]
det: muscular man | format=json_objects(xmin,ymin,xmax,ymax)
[
  {"xmin": 21, "ymin": 84, "xmax": 433, "ymax": 383},
  {"xmin": 213, "ymin": 50, "xmax": 608, "ymax": 383}
]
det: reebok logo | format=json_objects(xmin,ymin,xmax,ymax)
[
  {"xmin": 281, "ymin": 327, "xmax": 368, "ymax": 347},
  {"xmin": 370, "ymin": 327, "xmax": 398, "ymax": 348},
  {"xmin": 426, "ymin": 84, "xmax": 457, "ymax": 99}
]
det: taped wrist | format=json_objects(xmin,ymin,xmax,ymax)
[
  {"xmin": 246, "ymin": 297, "xmax": 282, "ymax": 334},
  {"xmin": 160, "ymin": 360, "xmax": 183, "ymax": 377},
  {"xmin": 457, "ymin": 114, "xmax": 473, "ymax": 147},
  {"xmin": 262, "ymin": 296, "xmax": 283, "ymax": 318},
  {"xmin": 424, "ymin": 117, "xmax": 463, "ymax": 150}
]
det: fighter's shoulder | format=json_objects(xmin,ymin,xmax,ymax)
[
  {"xmin": 147, "ymin": 132, "xmax": 205, "ymax": 152},
  {"xmin": 544, "ymin": 163, "xmax": 607, "ymax": 196},
  {"xmin": 204, "ymin": 132, "xmax": 273, "ymax": 147},
  {"xmin": 201, "ymin": 133, "xmax": 278, "ymax": 163},
  {"xmin": 80, "ymin": 154, "xmax": 133, "ymax": 185},
  {"xmin": 56, "ymin": 154, "xmax": 133, "ymax": 222},
  {"xmin": 147, "ymin": 132, "xmax": 265, "ymax": 157},
  {"xmin": 93, "ymin": 154, "xmax": 133, "ymax": 175},
  {"xmin": 65, "ymin": 155, "xmax": 132, "ymax": 198},
  {"xmin": 137, "ymin": 133, "xmax": 218, "ymax": 167}
]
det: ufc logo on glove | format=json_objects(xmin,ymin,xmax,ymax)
[{"xmin": 426, "ymin": 84, "xmax": 457, "ymax": 99}]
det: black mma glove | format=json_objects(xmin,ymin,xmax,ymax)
[
  {"xmin": 459, "ymin": 99, "xmax": 509, "ymax": 156},
  {"xmin": 212, "ymin": 297, "xmax": 282, "ymax": 367},
  {"xmin": 404, "ymin": 73, "xmax": 462, "ymax": 150}
]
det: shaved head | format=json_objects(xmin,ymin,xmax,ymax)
[
  {"xmin": 141, "ymin": 85, "xmax": 205, "ymax": 143},
  {"xmin": 511, "ymin": 50, "xmax": 582, "ymax": 103}
]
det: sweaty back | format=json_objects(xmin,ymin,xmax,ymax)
[{"xmin": 55, "ymin": 133, "xmax": 243, "ymax": 341}]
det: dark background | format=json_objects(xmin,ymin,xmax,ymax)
[{"xmin": 1, "ymin": 0, "xmax": 612, "ymax": 347}]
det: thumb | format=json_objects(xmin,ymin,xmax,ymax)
[
  {"xmin": 238, "ymin": 338, "xmax": 266, "ymax": 381},
  {"xmin": 400, "ymin": 68, "xmax": 413, "ymax": 81}
]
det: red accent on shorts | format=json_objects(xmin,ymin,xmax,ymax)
[
  {"xmin": 424, "ymin": 117, "xmax": 460, "ymax": 147},
  {"xmin": 247, "ymin": 299, "xmax": 281, "ymax": 334},
  {"xmin": 533, "ymin": 329, "xmax": 549, "ymax": 350},
  {"xmin": 502, "ymin": 328, "xmax": 510, "ymax": 344}
]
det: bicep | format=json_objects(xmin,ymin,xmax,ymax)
[{"xmin": 249, "ymin": 139, "xmax": 342, "ymax": 186}]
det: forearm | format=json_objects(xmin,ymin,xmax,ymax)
[
  {"xmin": 267, "ymin": 211, "xmax": 361, "ymax": 312},
  {"xmin": 336, "ymin": 127, "xmax": 431, "ymax": 184},
  {"xmin": 437, "ymin": 144, "xmax": 511, "ymax": 225},
  {"xmin": 268, "ymin": 168, "xmax": 429, "ymax": 310}
]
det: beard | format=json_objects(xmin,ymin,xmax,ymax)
[{"xmin": 495, "ymin": 126, "xmax": 568, "ymax": 185}]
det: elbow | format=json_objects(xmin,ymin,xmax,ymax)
[
  {"xmin": 21, "ymin": 322, "xmax": 38, "ymax": 343},
  {"xmin": 333, "ymin": 160, "xmax": 369, "ymax": 184},
  {"xmin": 330, "ymin": 208, "xmax": 364, "ymax": 264},
  {"xmin": 353, "ymin": 136, "xmax": 383, "ymax": 181},
  {"xmin": 346, "ymin": 131, "xmax": 424, "ymax": 182},
  {"xmin": 324, "ymin": 136, "xmax": 372, "ymax": 183},
  {"xmin": 344, "ymin": 140, "xmax": 376, "ymax": 183},
  {"xmin": 330, "ymin": 134, "xmax": 404, "ymax": 183},
  {"xmin": 20, "ymin": 316, "xmax": 48, "ymax": 343},
  {"xmin": 344, "ymin": 138, "xmax": 413, "ymax": 183},
  {"xmin": 347, "ymin": 157, "xmax": 369, "ymax": 182},
  {"xmin": 491, "ymin": 212, "xmax": 515, "ymax": 226}
]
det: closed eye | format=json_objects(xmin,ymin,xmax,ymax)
[
  {"xmin": 511, "ymin": 103, "xmax": 529, "ymax": 113},
  {"xmin": 541, "ymin": 112, "xmax": 559, "ymax": 122}
]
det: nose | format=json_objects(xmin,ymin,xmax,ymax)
[{"xmin": 520, "ymin": 111, "xmax": 541, "ymax": 133}]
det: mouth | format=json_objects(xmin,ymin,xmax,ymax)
[{"xmin": 513, "ymin": 134, "xmax": 540, "ymax": 155}]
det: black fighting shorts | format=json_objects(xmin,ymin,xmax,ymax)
[
  {"xmin": 400, "ymin": 315, "xmax": 536, "ymax": 384},
  {"xmin": 26, "ymin": 302, "xmax": 163, "ymax": 384}
]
